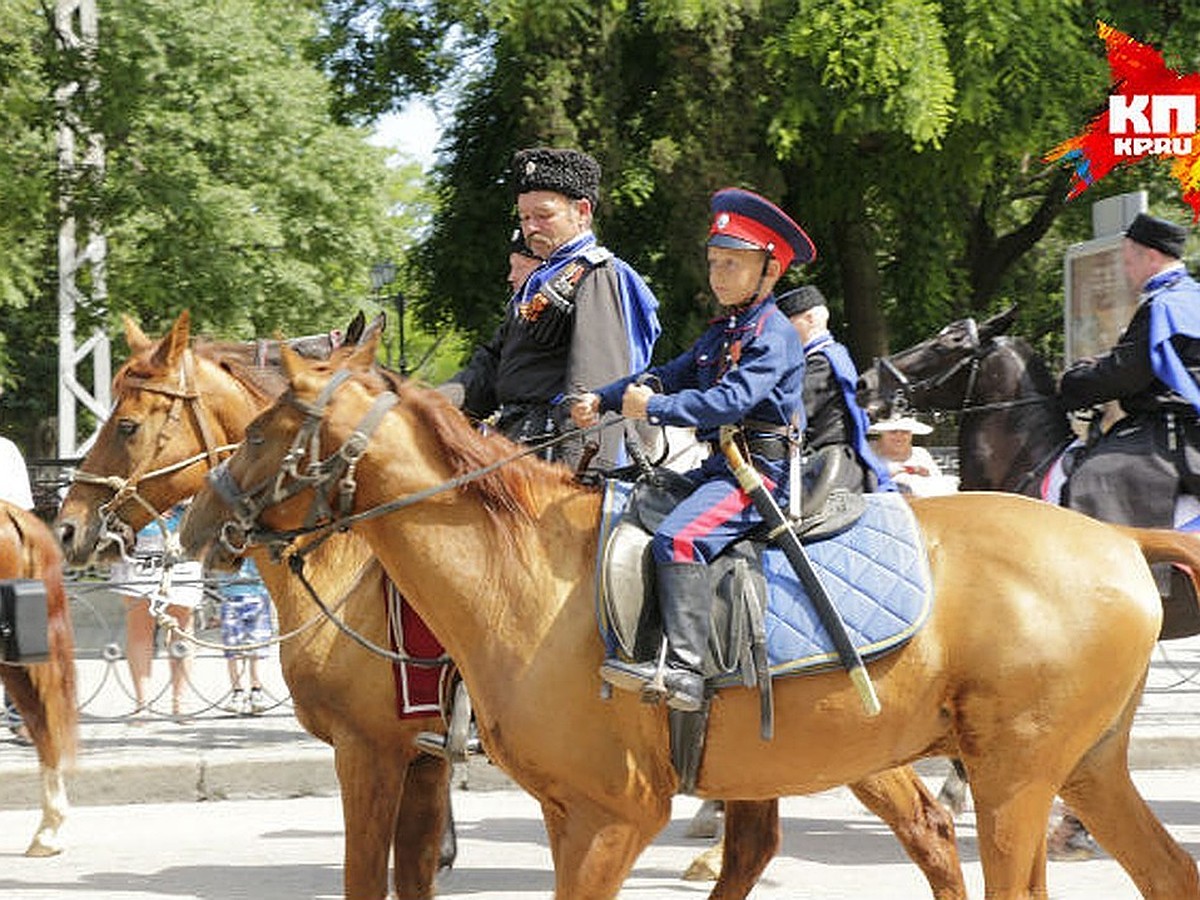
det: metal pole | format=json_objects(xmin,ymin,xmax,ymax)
[
  {"xmin": 394, "ymin": 291, "xmax": 407, "ymax": 376},
  {"xmin": 55, "ymin": 0, "xmax": 110, "ymax": 459}
]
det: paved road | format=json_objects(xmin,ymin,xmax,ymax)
[{"xmin": 2, "ymin": 770, "xmax": 1198, "ymax": 899}]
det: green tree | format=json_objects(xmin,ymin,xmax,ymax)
[
  {"xmin": 0, "ymin": 0, "xmax": 434, "ymax": 447},
  {"xmin": 321, "ymin": 0, "xmax": 1200, "ymax": 368}
]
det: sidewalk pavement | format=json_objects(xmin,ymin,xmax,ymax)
[{"xmin": 2, "ymin": 633, "xmax": 1200, "ymax": 812}]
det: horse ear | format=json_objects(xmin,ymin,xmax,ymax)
[
  {"xmin": 358, "ymin": 313, "xmax": 387, "ymax": 346},
  {"xmin": 345, "ymin": 327, "xmax": 381, "ymax": 372},
  {"xmin": 123, "ymin": 315, "xmax": 153, "ymax": 354},
  {"xmin": 343, "ymin": 310, "xmax": 366, "ymax": 346},
  {"xmin": 280, "ymin": 342, "xmax": 306, "ymax": 383},
  {"xmin": 149, "ymin": 310, "xmax": 190, "ymax": 369},
  {"xmin": 979, "ymin": 305, "xmax": 1018, "ymax": 342}
]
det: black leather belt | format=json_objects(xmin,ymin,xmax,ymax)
[{"xmin": 709, "ymin": 434, "xmax": 790, "ymax": 461}]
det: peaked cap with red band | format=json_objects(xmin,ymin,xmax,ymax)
[{"xmin": 707, "ymin": 188, "xmax": 816, "ymax": 270}]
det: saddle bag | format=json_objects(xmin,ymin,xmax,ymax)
[{"xmin": 0, "ymin": 578, "xmax": 51, "ymax": 663}]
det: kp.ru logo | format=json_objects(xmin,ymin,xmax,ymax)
[{"xmin": 1046, "ymin": 22, "xmax": 1200, "ymax": 219}]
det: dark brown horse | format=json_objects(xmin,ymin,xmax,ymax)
[
  {"xmin": 855, "ymin": 305, "xmax": 1200, "ymax": 639},
  {"xmin": 0, "ymin": 500, "xmax": 77, "ymax": 855},
  {"xmin": 181, "ymin": 335, "xmax": 1200, "ymax": 898}
]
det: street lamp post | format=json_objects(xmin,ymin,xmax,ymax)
[{"xmin": 371, "ymin": 261, "xmax": 407, "ymax": 374}]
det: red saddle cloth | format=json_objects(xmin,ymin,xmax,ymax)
[{"xmin": 385, "ymin": 579, "xmax": 449, "ymax": 718}]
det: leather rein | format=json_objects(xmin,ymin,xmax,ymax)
[
  {"xmin": 204, "ymin": 372, "xmax": 611, "ymax": 667},
  {"xmin": 876, "ymin": 328, "xmax": 1072, "ymax": 494}
]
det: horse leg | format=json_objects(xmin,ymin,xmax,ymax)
[
  {"xmin": 686, "ymin": 798, "xmax": 724, "ymax": 839},
  {"xmin": 26, "ymin": 765, "xmax": 69, "ymax": 857},
  {"xmin": 541, "ymin": 796, "xmax": 667, "ymax": 900},
  {"xmin": 963, "ymin": 765, "xmax": 1057, "ymax": 899},
  {"xmin": 3, "ymin": 666, "xmax": 70, "ymax": 857},
  {"xmin": 1059, "ymin": 702, "xmax": 1199, "ymax": 898},
  {"xmin": 392, "ymin": 752, "xmax": 452, "ymax": 900},
  {"xmin": 936, "ymin": 758, "xmax": 969, "ymax": 815},
  {"xmin": 334, "ymin": 740, "xmax": 405, "ymax": 900},
  {"xmin": 705, "ymin": 799, "xmax": 778, "ymax": 900},
  {"xmin": 850, "ymin": 768, "xmax": 965, "ymax": 900}
]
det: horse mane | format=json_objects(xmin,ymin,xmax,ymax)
[
  {"xmin": 991, "ymin": 335, "xmax": 1058, "ymax": 398},
  {"xmin": 372, "ymin": 368, "xmax": 581, "ymax": 526}
]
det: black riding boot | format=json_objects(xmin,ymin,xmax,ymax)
[{"xmin": 600, "ymin": 561, "xmax": 712, "ymax": 712}]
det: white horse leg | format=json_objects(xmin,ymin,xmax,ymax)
[
  {"xmin": 685, "ymin": 798, "xmax": 724, "ymax": 839},
  {"xmin": 25, "ymin": 764, "xmax": 68, "ymax": 857}
]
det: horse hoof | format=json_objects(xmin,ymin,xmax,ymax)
[
  {"xmin": 25, "ymin": 838, "xmax": 64, "ymax": 857},
  {"xmin": 1047, "ymin": 814, "xmax": 1101, "ymax": 862},
  {"xmin": 682, "ymin": 844, "xmax": 722, "ymax": 881},
  {"xmin": 684, "ymin": 818, "xmax": 720, "ymax": 840}
]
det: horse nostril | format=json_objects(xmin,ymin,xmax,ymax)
[{"xmin": 57, "ymin": 522, "xmax": 75, "ymax": 546}]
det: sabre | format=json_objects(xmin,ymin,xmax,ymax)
[{"xmin": 719, "ymin": 426, "xmax": 881, "ymax": 717}]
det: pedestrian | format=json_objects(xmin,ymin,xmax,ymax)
[
  {"xmin": 776, "ymin": 285, "xmax": 892, "ymax": 496},
  {"xmin": 110, "ymin": 502, "xmax": 203, "ymax": 718},
  {"xmin": 217, "ymin": 556, "xmax": 272, "ymax": 715},
  {"xmin": 572, "ymin": 186, "xmax": 813, "ymax": 712},
  {"xmin": 440, "ymin": 146, "xmax": 661, "ymax": 469},
  {"xmin": 867, "ymin": 413, "xmax": 957, "ymax": 497}
]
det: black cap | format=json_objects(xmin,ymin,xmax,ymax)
[
  {"xmin": 775, "ymin": 285, "xmax": 827, "ymax": 317},
  {"xmin": 511, "ymin": 148, "xmax": 601, "ymax": 206},
  {"xmin": 510, "ymin": 227, "xmax": 538, "ymax": 260},
  {"xmin": 1125, "ymin": 213, "xmax": 1188, "ymax": 259}
]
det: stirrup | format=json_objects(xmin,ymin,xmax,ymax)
[{"xmin": 416, "ymin": 681, "xmax": 474, "ymax": 762}]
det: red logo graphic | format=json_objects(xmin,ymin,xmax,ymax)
[{"xmin": 1045, "ymin": 22, "xmax": 1200, "ymax": 220}]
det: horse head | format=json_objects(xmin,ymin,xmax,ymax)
[
  {"xmin": 180, "ymin": 328, "xmax": 558, "ymax": 577},
  {"xmin": 55, "ymin": 309, "xmax": 383, "ymax": 567},
  {"xmin": 856, "ymin": 306, "xmax": 1019, "ymax": 418}
]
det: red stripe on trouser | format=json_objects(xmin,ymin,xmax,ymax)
[{"xmin": 672, "ymin": 487, "xmax": 755, "ymax": 562}]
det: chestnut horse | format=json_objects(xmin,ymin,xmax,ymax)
[
  {"xmin": 182, "ymin": 337, "xmax": 1200, "ymax": 899},
  {"xmin": 53, "ymin": 312, "xmax": 451, "ymax": 900},
  {"xmin": 53, "ymin": 313, "xmax": 966, "ymax": 898},
  {"xmin": 0, "ymin": 499, "xmax": 77, "ymax": 856}
]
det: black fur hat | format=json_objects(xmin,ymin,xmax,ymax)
[{"xmin": 511, "ymin": 147, "xmax": 601, "ymax": 206}]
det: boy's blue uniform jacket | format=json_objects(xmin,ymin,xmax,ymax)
[{"xmin": 595, "ymin": 297, "xmax": 804, "ymax": 447}]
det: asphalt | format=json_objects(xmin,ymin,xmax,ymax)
[{"xmin": 2, "ymin": 631, "xmax": 1200, "ymax": 813}]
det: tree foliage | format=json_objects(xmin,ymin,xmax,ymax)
[
  {"xmin": 324, "ymin": 0, "xmax": 1200, "ymax": 369},
  {"xmin": 0, "ymin": 0, "xmax": 419, "ymax": 447}
]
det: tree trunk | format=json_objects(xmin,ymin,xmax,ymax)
[{"xmin": 832, "ymin": 209, "xmax": 888, "ymax": 367}]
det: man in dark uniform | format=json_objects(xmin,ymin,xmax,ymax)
[
  {"xmin": 1060, "ymin": 212, "xmax": 1200, "ymax": 562},
  {"xmin": 776, "ymin": 285, "xmax": 892, "ymax": 497},
  {"xmin": 440, "ymin": 147, "xmax": 661, "ymax": 469},
  {"xmin": 572, "ymin": 187, "xmax": 813, "ymax": 712}
]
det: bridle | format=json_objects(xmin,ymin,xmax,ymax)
[
  {"xmin": 873, "ymin": 323, "xmax": 1073, "ymax": 494},
  {"xmin": 202, "ymin": 370, "xmax": 612, "ymax": 666},
  {"xmin": 875, "ymin": 320, "xmax": 1047, "ymax": 417},
  {"xmin": 71, "ymin": 348, "xmax": 240, "ymax": 559}
]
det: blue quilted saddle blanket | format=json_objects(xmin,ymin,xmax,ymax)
[{"xmin": 596, "ymin": 484, "xmax": 933, "ymax": 678}]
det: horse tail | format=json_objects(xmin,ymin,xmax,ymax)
[
  {"xmin": 0, "ymin": 503, "xmax": 78, "ymax": 767},
  {"xmin": 1114, "ymin": 524, "xmax": 1200, "ymax": 596}
]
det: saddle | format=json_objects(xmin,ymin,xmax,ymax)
[{"xmin": 599, "ymin": 451, "xmax": 871, "ymax": 792}]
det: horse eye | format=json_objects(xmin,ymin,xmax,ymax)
[
  {"xmin": 245, "ymin": 426, "xmax": 264, "ymax": 447},
  {"xmin": 116, "ymin": 418, "xmax": 139, "ymax": 438}
]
